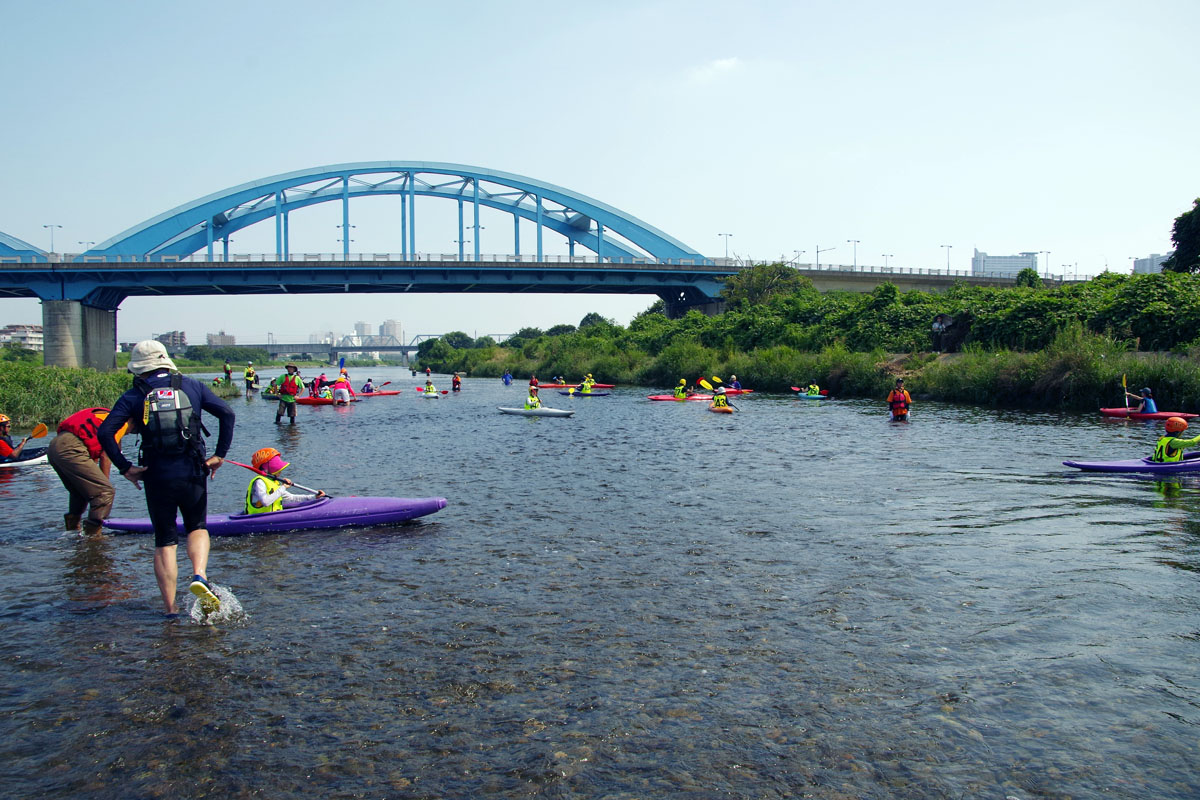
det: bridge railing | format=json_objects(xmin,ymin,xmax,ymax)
[{"xmin": 0, "ymin": 252, "xmax": 1066, "ymax": 282}]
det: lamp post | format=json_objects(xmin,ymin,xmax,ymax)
[
  {"xmin": 815, "ymin": 244, "xmax": 836, "ymax": 269},
  {"xmin": 791, "ymin": 249, "xmax": 806, "ymax": 266},
  {"xmin": 78, "ymin": 240, "xmax": 95, "ymax": 252},
  {"xmin": 940, "ymin": 244, "xmax": 952, "ymax": 271},
  {"xmin": 1128, "ymin": 255, "xmax": 1138, "ymax": 274},
  {"xmin": 1039, "ymin": 251, "xmax": 1050, "ymax": 276},
  {"xmin": 718, "ymin": 233, "xmax": 733, "ymax": 259},
  {"xmin": 882, "ymin": 253, "xmax": 894, "ymax": 268},
  {"xmin": 43, "ymin": 224, "xmax": 62, "ymax": 253},
  {"xmin": 847, "ymin": 239, "xmax": 860, "ymax": 269}
]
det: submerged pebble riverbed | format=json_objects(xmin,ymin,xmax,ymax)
[{"xmin": 2, "ymin": 368, "xmax": 1199, "ymax": 798}]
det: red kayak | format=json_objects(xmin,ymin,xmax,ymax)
[
  {"xmin": 724, "ymin": 388, "xmax": 753, "ymax": 395},
  {"xmin": 1100, "ymin": 408, "xmax": 1198, "ymax": 421},
  {"xmin": 296, "ymin": 396, "xmax": 359, "ymax": 406},
  {"xmin": 648, "ymin": 394, "xmax": 712, "ymax": 401}
]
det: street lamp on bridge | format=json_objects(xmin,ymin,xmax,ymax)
[
  {"xmin": 882, "ymin": 253, "xmax": 894, "ymax": 268},
  {"xmin": 78, "ymin": 241, "xmax": 95, "ymax": 252},
  {"xmin": 718, "ymin": 233, "xmax": 733, "ymax": 259},
  {"xmin": 1039, "ymin": 251, "xmax": 1051, "ymax": 275},
  {"xmin": 815, "ymin": 244, "xmax": 836, "ymax": 269},
  {"xmin": 43, "ymin": 224, "xmax": 62, "ymax": 253},
  {"xmin": 940, "ymin": 244, "xmax": 952, "ymax": 271},
  {"xmin": 789, "ymin": 250, "xmax": 806, "ymax": 266},
  {"xmin": 847, "ymin": 239, "xmax": 860, "ymax": 269}
]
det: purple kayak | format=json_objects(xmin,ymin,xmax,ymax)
[
  {"xmin": 1062, "ymin": 453, "xmax": 1200, "ymax": 473},
  {"xmin": 104, "ymin": 495, "xmax": 447, "ymax": 536}
]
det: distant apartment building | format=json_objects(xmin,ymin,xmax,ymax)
[
  {"xmin": 207, "ymin": 330, "xmax": 236, "ymax": 346},
  {"xmin": 309, "ymin": 331, "xmax": 337, "ymax": 345},
  {"xmin": 0, "ymin": 323, "xmax": 44, "ymax": 351},
  {"xmin": 354, "ymin": 321, "xmax": 371, "ymax": 337},
  {"xmin": 1133, "ymin": 253, "xmax": 1171, "ymax": 274},
  {"xmin": 971, "ymin": 249, "xmax": 1039, "ymax": 278},
  {"xmin": 155, "ymin": 330, "xmax": 187, "ymax": 350},
  {"xmin": 379, "ymin": 319, "xmax": 401, "ymax": 339}
]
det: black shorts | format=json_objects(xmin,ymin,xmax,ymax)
[{"xmin": 144, "ymin": 475, "xmax": 208, "ymax": 547}]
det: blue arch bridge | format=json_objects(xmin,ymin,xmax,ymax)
[{"xmin": 1, "ymin": 161, "xmax": 1026, "ymax": 370}]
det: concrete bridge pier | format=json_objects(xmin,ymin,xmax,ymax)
[{"xmin": 42, "ymin": 300, "xmax": 117, "ymax": 371}]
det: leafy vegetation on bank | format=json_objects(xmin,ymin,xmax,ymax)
[{"xmin": 413, "ymin": 269, "xmax": 1200, "ymax": 411}]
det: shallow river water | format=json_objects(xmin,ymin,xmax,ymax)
[{"xmin": 3, "ymin": 367, "xmax": 1199, "ymax": 799}]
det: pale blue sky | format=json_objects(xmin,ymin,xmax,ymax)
[{"xmin": 2, "ymin": 0, "xmax": 1196, "ymax": 344}]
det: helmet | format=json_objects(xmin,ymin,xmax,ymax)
[
  {"xmin": 247, "ymin": 361, "xmax": 253, "ymax": 365},
  {"xmin": 1141, "ymin": 387, "xmax": 1152, "ymax": 396},
  {"xmin": 0, "ymin": 414, "xmax": 9, "ymax": 424},
  {"xmin": 679, "ymin": 379, "xmax": 686, "ymax": 385},
  {"xmin": 252, "ymin": 447, "xmax": 289, "ymax": 474},
  {"xmin": 1165, "ymin": 417, "xmax": 1189, "ymax": 434},
  {"xmin": 716, "ymin": 387, "xmax": 727, "ymax": 394}
]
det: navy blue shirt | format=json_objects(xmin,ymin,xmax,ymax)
[{"xmin": 98, "ymin": 370, "xmax": 235, "ymax": 480}]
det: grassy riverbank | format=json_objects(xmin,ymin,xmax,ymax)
[{"xmin": 0, "ymin": 365, "xmax": 243, "ymax": 428}]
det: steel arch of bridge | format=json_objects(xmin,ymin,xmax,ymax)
[{"xmin": 87, "ymin": 161, "xmax": 706, "ymax": 264}]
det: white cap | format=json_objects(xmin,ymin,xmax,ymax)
[{"xmin": 127, "ymin": 340, "xmax": 177, "ymax": 374}]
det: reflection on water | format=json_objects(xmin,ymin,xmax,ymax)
[{"xmin": 2, "ymin": 369, "xmax": 1199, "ymax": 799}]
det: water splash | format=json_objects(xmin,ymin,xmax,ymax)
[{"xmin": 187, "ymin": 581, "xmax": 248, "ymax": 625}]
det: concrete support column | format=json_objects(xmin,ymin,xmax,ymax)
[{"xmin": 42, "ymin": 300, "xmax": 117, "ymax": 371}]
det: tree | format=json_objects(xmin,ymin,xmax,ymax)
[
  {"xmin": 719, "ymin": 262, "xmax": 811, "ymax": 308},
  {"xmin": 1015, "ymin": 267, "xmax": 1044, "ymax": 288},
  {"xmin": 1162, "ymin": 198, "xmax": 1200, "ymax": 273},
  {"xmin": 578, "ymin": 312, "xmax": 612, "ymax": 329},
  {"xmin": 545, "ymin": 324, "xmax": 576, "ymax": 337},
  {"xmin": 440, "ymin": 331, "xmax": 474, "ymax": 349}
]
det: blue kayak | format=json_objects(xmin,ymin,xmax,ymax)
[
  {"xmin": 1063, "ymin": 453, "xmax": 1200, "ymax": 473},
  {"xmin": 558, "ymin": 391, "xmax": 610, "ymax": 396}
]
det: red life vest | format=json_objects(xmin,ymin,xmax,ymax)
[
  {"xmin": 58, "ymin": 407, "xmax": 110, "ymax": 460},
  {"xmin": 888, "ymin": 390, "xmax": 910, "ymax": 412},
  {"xmin": 280, "ymin": 373, "xmax": 303, "ymax": 396}
]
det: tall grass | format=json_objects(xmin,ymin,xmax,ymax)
[{"xmin": 0, "ymin": 365, "xmax": 131, "ymax": 428}]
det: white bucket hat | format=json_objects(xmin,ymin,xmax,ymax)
[{"xmin": 127, "ymin": 339, "xmax": 177, "ymax": 374}]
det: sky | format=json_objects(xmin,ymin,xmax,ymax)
[{"xmin": 1, "ymin": 0, "xmax": 1197, "ymax": 345}]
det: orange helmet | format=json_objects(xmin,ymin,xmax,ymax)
[
  {"xmin": 1165, "ymin": 417, "xmax": 1189, "ymax": 434},
  {"xmin": 0, "ymin": 414, "xmax": 9, "ymax": 425},
  {"xmin": 251, "ymin": 447, "xmax": 288, "ymax": 474}
]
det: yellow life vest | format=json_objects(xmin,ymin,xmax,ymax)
[
  {"xmin": 245, "ymin": 475, "xmax": 283, "ymax": 514},
  {"xmin": 1153, "ymin": 436, "xmax": 1184, "ymax": 463}
]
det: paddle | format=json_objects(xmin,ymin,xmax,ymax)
[
  {"xmin": 227, "ymin": 459, "xmax": 325, "ymax": 496},
  {"xmin": 699, "ymin": 379, "xmax": 714, "ymax": 391},
  {"xmin": 1122, "ymin": 373, "xmax": 1128, "ymax": 411},
  {"xmin": 29, "ymin": 423, "xmax": 48, "ymax": 439}
]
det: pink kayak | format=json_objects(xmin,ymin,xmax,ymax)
[
  {"xmin": 647, "ymin": 394, "xmax": 712, "ymax": 401},
  {"xmin": 1099, "ymin": 408, "xmax": 1198, "ymax": 421}
]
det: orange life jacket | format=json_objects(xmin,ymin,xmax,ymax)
[{"xmin": 888, "ymin": 390, "xmax": 910, "ymax": 413}]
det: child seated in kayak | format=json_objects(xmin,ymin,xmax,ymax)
[
  {"xmin": 711, "ymin": 387, "xmax": 731, "ymax": 408},
  {"xmin": 361, "ymin": 379, "xmax": 376, "ymax": 394},
  {"xmin": 245, "ymin": 447, "xmax": 325, "ymax": 514},
  {"xmin": 1126, "ymin": 387, "xmax": 1157, "ymax": 414},
  {"xmin": 1152, "ymin": 417, "xmax": 1200, "ymax": 463},
  {"xmin": 318, "ymin": 385, "xmax": 334, "ymax": 400},
  {"xmin": 424, "ymin": 380, "xmax": 437, "ymax": 394},
  {"xmin": 673, "ymin": 379, "xmax": 688, "ymax": 399},
  {"xmin": 525, "ymin": 386, "xmax": 542, "ymax": 409}
]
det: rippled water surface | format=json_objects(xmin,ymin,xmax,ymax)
[{"xmin": 3, "ymin": 368, "xmax": 1199, "ymax": 799}]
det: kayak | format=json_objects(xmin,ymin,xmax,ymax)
[
  {"xmin": 1063, "ymin": 454, "xmax": 1200, "ymax": 473},
  {"xmin": 498, "ymin": 406, "xmax": 575, "ymax": 418},
  {"xmin": 104, "ymin": 495, "xmax": 447, "ymax": 536},
  {"xmin": 296, "ymin": 396, "xmax": 359, "ymax": 406},
  {"xmin": 417, "ymin": 391, "xmax": 440, "ymax": 399},
  {"xmin": 357, "ymin": 389, "xmax": 402, "ymax": 397},
  {"xmin": 558, "ymin": 391, "xmax": 610, "ymax": 396},
  {"xmin": 795, "ymin": 394, "xmax": 826, "ymax": 400},
  {"xmin": 262, "ymin": 393, "xmax": 279, "ymax": 400},
  {"xmin": 536, "ymin": 383, "xmax": 616, "ymax": 389},
  {"xmin": 0, "ymin": 446, "xmax": 49, "ymax": 469},
  {"xmin": 708, "ymin": 404, "xmax": 734, "ymax": 414},
  {"xmin": 724, "ymin": 388, "xmax": 754, "ymax": 395},
  {"xmin": 648, "ymin": 394, "xmax": 712, "ymax": 402},
  {"xmin": 1099, "ymin": 408, "xmax": 1198, "ymax": 421}
]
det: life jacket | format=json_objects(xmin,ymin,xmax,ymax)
[
  {"xmin": 319, "ymin": 387, "xmax": 333, "ymax": 399},
  {"xmin": 244, "ymin": 367, "xmax": 256, "ymax": 380},
  {"xmin": 138, "ymin": 373, "xmax": 202, "ymax": 459},
  {"xmin": 280, "ymin": 374, "xmax": 303, "ymax": 397},
  {"xmin": 1153, "ymin": 436, "xmax": 1185, "ymax": 463},
  {"xmin": 712, "ymin": 393, "xmax": 729, "ymax": 407},
  {"xmin": 245, "ymin": 475, "xmax": 283, "ymax": 514},
  {"xmin": 1141, "ymin": 397, "xmax": 1158, "ymax": 414},
  {"xmin": 808, "ymin": 384, "xmax": 820, "ymax": 396},
  {"xmin": 525, "ymin": 395, "xmax": 541, "ymax": 409},
  {"xmin": 58, "ymin": 407, "xmax": 111, "ymax": 460},
  {"xmin": 888, "ymin": 389, "xmax": 910, "ymax": 412},
  {"xmin": 674, "ymin": 386, "xmax": 688, "ymax": 399}
]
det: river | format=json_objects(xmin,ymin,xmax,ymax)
[{"xmin": 2, "ymin": 366, "xmax": 1198, "ymax": 799}]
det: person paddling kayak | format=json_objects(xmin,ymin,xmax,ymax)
[
  {"xmin": 711, "ymin": 387, "xmax": 731, "ymax": 409},
  {"xmin": 245, "ymin": 448, "xmax": 325, "ymax": 513},
  {"xmin": 525, "ymin": 385, "xmax": 542, "ymax": 409},
  {"xmin": 1125, "ymin": 387, "xmax": 1157, "ymax": 414},
  {"xmin": 673, "ymin": 379, "xmax": 689, "ymax": 400},
  {"xmin": 1152, "ymin": 417, "xmax": 1200, "ymax": 463},
  {"xmin": 0, "ymin": 414, "xmax": 29, "ymax": 461}
]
